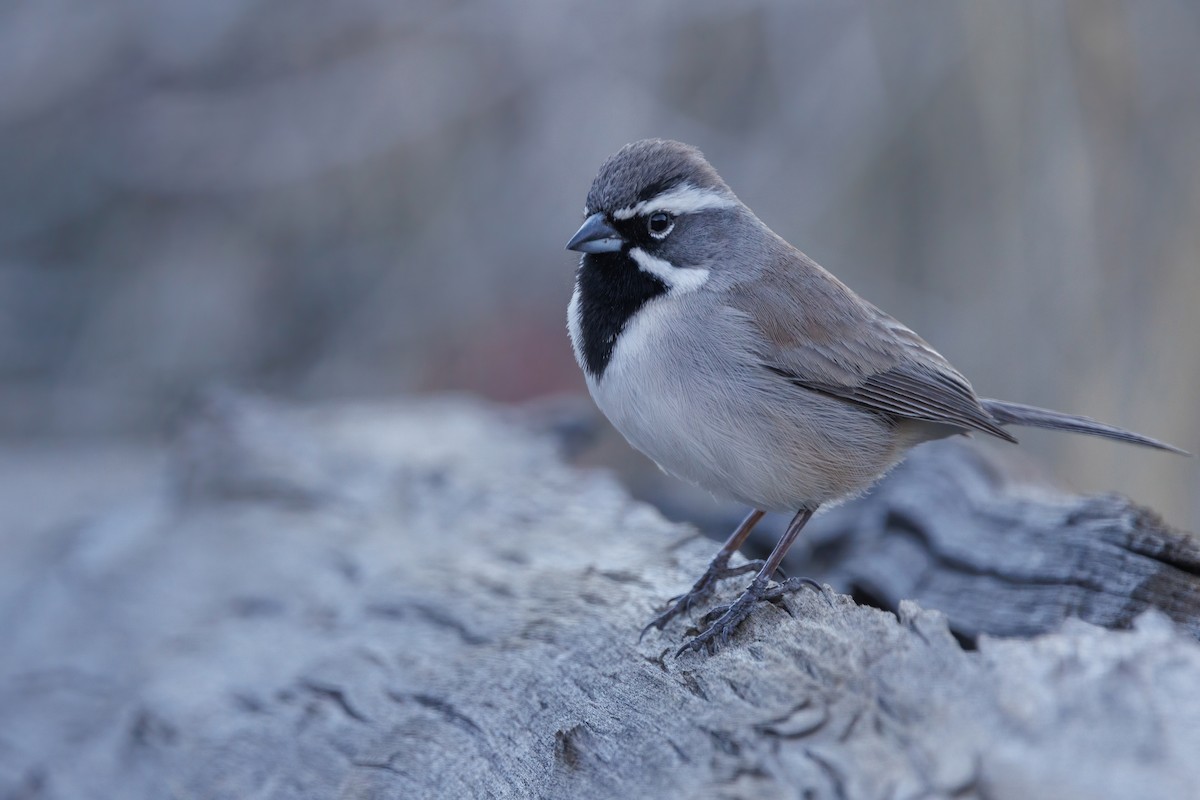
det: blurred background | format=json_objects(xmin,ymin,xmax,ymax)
[{"xmin": 2, "ymin": 0, "xmax": 1198, "ymax": 529}]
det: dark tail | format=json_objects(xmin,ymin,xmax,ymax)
[{"xmin": 981, "ymin": 398, "xmax": 1191, "ymax": 456}]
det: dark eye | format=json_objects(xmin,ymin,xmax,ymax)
[{"xmin": 647, "ymin": 212, "xmax": 673, "ymax": 237}]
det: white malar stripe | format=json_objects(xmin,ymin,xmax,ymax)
[
  {"xmin": 612, "ymin": 183, "xmax": 737, "ymax": 220},
  {"xmin": 628, "ymin": 248, "xmax": 710, "ymax": 293}
]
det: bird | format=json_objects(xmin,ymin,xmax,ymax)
[{"xmin": 565, "ymin": 138, "xmax": 1189, "ymax": 656}]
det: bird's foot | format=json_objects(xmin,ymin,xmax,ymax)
[
  {"xmin": 757, "ymin": 576, "xmax": 832, "ymax": 609},
  {"xmin": 675, "ymin": 576, "xmax": 829, "ymax": 656},
  {"xmin": 639, "ymin": 558, "xmax": 765, "ymax": 641}
]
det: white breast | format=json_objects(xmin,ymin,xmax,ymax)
[{"xmin": 572, "ymin": 287, "xmax": 901, "ymax": 512}]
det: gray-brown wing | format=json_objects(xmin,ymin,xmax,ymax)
[{"xmin": 728, "ymin": 252, "xmax": 1017, "ymax": 443}]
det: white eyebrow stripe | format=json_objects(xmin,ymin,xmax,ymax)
[
  {"xmin": 628, "ymin": 247, "xmax": 710, "ymax": 293},
  {"xmin": 611, "ymin": 183, "xmax": 737, "ymax": 220}
]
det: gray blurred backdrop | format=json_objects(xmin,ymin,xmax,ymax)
[{"xmin": 2, "ymin": 1, "xmax": 1198, "ymax": 528}]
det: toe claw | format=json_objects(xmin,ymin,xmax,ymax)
[
  {"xmin": 641, "ymin": 556, "xmax": 770, "ymax": 637},
  {"xmin": 767, "ymin": 577, "xmax": 834, "ymax": 608},
  {"xmin": 641, "ymin": 589, "xmax": 708, "ymax": 640},
  {"xmin": 672, "ymin": 574, "xmax": 833, "ymax": 656}
]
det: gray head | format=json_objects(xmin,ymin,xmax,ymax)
[
  {"xmin": 583, "ymin": 139, "xmax": 733, "ymax": 216},
  {"xmin": 566, "ymin": 140, "xmax": 753, "ymax": 274},
  {"xmin": 567, "ymin": 140, "xmax": 766, "ymax": 379}
]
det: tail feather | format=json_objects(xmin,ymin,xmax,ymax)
[{"xmin": 981, "ymin": 398, "xmax": 1191, "ymax": 456}]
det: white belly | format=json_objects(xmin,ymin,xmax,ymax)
[{"xmin": 578, "ymin": 295, "xmax": 902, "ymax": 512}]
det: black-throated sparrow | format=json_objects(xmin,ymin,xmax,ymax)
[{"xmin": 566, "ymin": 139, "xmax": 1188, "ymax": 656}]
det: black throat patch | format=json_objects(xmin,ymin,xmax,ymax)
[{"xmin": 575, "ymin": 252, "xmax": 667, "ymax": 378}]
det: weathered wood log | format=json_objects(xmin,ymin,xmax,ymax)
[
  {"xmin": 785, "ymin": 441, "xmax": 1200, "ymax": 645},
  {"xmin": 1, "ymin": 393, "xmax": 1199, "ymax": 799}
]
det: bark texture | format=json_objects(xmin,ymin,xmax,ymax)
[
  {"xmin": 1, "ymin": 393, "xmax": 1198, "ymax": 800},
  {"xmin": 792, "ymin": 441, "xmax": 1200, "ymax": 644}
]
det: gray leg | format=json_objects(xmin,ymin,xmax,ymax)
[
  {"xmin": 640, "ymin": 509, "xmax": 766, "ymax": 640},
  {"xmin": 676, "ymin": 506, "xmax": 822, "ymax": 656}
]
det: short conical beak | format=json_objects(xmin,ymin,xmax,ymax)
[{"xmin": 566, "ymin": 213, "xmax": 624, "ymax": 254}]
